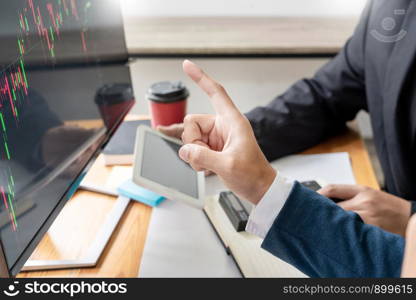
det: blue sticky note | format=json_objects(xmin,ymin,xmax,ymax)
[{"xmin": 117, "ymin": 179, "xmax": 165, "ymax": 207}]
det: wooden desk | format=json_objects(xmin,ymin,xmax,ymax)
[
  {"xmin": 18, "ymin": 128, "xmax": 377, "ymax": 278},
  {"xmin": 125, "ymin": 17, "xmax": 358, "ymax": 57}
]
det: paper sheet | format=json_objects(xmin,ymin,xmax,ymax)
[
  {"xmin": 138, "ymin": 200, "xmax": 241, "ymax": 277},
  {"xmin": 273, "ymin": 152, "xmax": 356, "ymax": 185},
  {"xmin": 206, "ymin": 152, "xmax": 355, "ymax": 195}
]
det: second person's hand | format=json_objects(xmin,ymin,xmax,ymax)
[
  {"xmin": 318, "ymin": 184, "xmax": 411, "ymax": 236},
  {"xmin": 178, "ymin": 60, "xmax": 276, "ymax": 205},
  {"xmin": 157, "ymin": 123, "xmax": 184, "ymax": 140}
]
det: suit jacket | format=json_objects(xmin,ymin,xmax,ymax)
[
  {"xmin": 261, "ymin": 182, "xmax": 404, "ymax": 277},
  {"xmin": 246, "ymin": 0, "xmax": 416, "ymax": 203}
]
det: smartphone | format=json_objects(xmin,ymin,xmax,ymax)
[{"xmin": 301, "ymin": 180, "xmax": 343, "ymax": 203}]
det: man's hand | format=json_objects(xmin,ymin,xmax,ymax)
[
  {"xmin": 178, "ymin": 60, "xmax": 276, "ymax": 205},
  {"xmin": 318, "ymin": 184, "xmax": 411, "ymax": 236}
]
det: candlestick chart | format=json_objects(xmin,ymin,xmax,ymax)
[{"xmin": 0, "ymin": 0, "xmax": 93, "ymax": 231}]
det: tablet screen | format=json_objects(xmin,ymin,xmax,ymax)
[{"xmin": 141, "ymin": 131, "xmax": 199, "ymax": 198}]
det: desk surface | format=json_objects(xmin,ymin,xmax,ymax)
[
  {"xmin": 125, "ymin": 17, "xmax": 357, "ymax": 57},
  {"xmin": 18, "ymin": 127, "xmax": 378, "ymax": 278}
]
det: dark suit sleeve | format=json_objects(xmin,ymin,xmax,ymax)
[
  {"xmin": 246, "ymin": 2, "xmax": 372, "ymax": 161},
  {"xmin": 411, "ymin": 201, "xmax": 416, "ymax": 214},
  {"xmin": 261, "ymin": 182, "xmax": 404, "ymax": 278}
]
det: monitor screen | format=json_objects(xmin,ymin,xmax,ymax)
[
  {"xmin": 0, "ymin": 0, "xmax": 133, "ymax": 276},
  {"xmin": 0, "ymin": 0, "xmax": 128, "ymax": 67},
  {"xmin": 141, "ymin": 131, "xmax": 199, "ymax": 199}
]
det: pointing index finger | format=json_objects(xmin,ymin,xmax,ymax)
[{"xmin": 183, "ymin": 60, "xmax": 238, "ymax": 115}]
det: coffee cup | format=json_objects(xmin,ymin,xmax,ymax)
[{"xmin": 146, "ymin": 81, "xmax": 189, "ymax": 128}]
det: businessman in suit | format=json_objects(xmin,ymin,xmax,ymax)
[
  {"xmin": 174, "ymin": 0, "xmax": 416, "ymax": 274},
  {"xmin": 161, "ymin": 0, "xmax": 416, "ymax": 240},
  {"xmin": 178, "ymin": 59, "xmax": 404, "ymax": 277}
]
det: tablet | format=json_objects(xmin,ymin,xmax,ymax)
[{"xmin": 133, "ymin": 125, "xmax": 205, "ymax": 208}]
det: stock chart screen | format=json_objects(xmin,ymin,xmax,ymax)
[
  {"xmin": 0, "ymin": 0, "xmax": 133, "ymax": 274},
  {"xmin": 0, "ymin": 0, "xmax": 128, "ymax": 66}
]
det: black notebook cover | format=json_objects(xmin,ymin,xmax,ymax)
[{"xmin": 103, "ymin": 120, "xmax": 151, "ymax": 156}]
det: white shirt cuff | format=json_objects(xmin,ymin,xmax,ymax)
[{"xmin": 245, "ymin": 173, "xmax": 294, "ymax": 238}]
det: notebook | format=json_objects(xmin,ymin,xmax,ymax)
[
  {"xmin": 203, "ymin": 152, "xmax": 356, "ymax": 277},
  {"xmin": 102, "ymin": 120, "xmax": 151, "ymax": 166},
  {"xmin": 204, "ymin": 195, "xmax": 307, "ymax": 277},
  {"xmin": 139, "ymin": 152, "xmax": 356, "ymax": 278}
]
